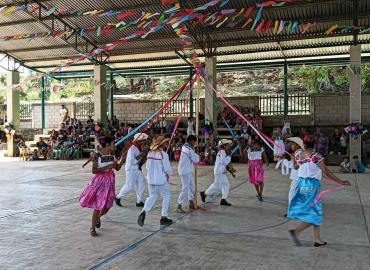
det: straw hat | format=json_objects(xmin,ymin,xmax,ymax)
[
  {"xmin": 287, "ymin": 137, "xmax": 305, "ymax": 150},
  {"xmin": 218, "ymin": 139, "xmax": 233, "ymax": 147},
  {"xmin": 150, "ymin": 135, "xmax": 170, "ymax": 151},
  {"xmin": 134, "ymin": 132, "xmax": 149, "ymax": 141}
]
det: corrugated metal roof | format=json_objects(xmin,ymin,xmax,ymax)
[{"xmin": 0, "ymin": 0, "xmax": 369, "ymax": 73}]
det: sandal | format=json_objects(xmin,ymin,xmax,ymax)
[
  {"xmin": 96, "ymin": 220, "xmax": 101, "ymax": 229},
  {"xmin": 314, "ymin": 242, "xmax": 327, "ymax": 247},
  {"xmin": 90, "ymin": 228, "xmax": 98, "ymax": 237}
]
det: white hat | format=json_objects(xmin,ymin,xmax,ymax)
[
  {"xmin": 287, "ymin": 137, "xmax": 305, "ymax": 150},
  {"xmin": 134, "ymin": 133, "xmax": 149, "ymax": 141},
  {"xmin": 218, "ymin": 139, "xmax": 233, "ymax": 147}
]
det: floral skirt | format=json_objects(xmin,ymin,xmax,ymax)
[
  {"xmin": 79, "ymin": 171, "xmax": 115, "ymax": 210},
  {"xmin": 248, "ymin": 160, "xmax": 264, "ymax": 184},
  {"xmin": 288, "ymin": 177, "xmax": 322, "ymax": 225}
]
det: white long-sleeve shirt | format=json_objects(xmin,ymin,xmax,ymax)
[
  {"xmin": 214, "ymin": 149, "xmax": 231, "ymax": 175},
  {"xmin": 125, "ymin": 145, "xmax": 140, "ymax": 171},
  {"xmin": 146, "ymin": 151, "xmax": 173, "ymax": 185},
  {"xmin": 178, "ymin": 143, "xmax": 200, "ymax": 175}
]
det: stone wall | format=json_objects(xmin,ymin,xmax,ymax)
[{"xmin": 113, "ymin": 99, "xmax": 159, "ymax": 124}]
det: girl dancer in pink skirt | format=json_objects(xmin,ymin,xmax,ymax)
[
  {"xmin": 247, "ymin": 138, "xmax": 269, "ymax": 201},
  {"xmin": 79, "ymin": 131, "xmax": 125, "ymax": 236}
]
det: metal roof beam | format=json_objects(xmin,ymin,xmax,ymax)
[
  {"xmin": 24, "ymin": 36, "xmax": 370, "ymax": 68},
  {"xmin": 7, "ymin": 0, "xmax": 109, "ymax": 66},
  {"xmin": 0, "ymin": 1, "xmax": 164, "ymax": 28}
]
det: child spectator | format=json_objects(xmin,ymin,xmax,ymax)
[
  {"xmin": 340, "ymin": 133, "xmax": 348, "ymax": 155},
  {"xmin": 339, "ymin": 157, "xmax": 351, "ymax": 173},
  {"xmin": 351, "ymin": 155, "xmax": 365, "ymax": 173}
]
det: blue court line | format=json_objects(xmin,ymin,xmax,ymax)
[{"xmin": 89, "ymin": 181, "xmax": 246, "ymax": 270}]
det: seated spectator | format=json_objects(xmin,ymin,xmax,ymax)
[
  {"xmin": 339, "ymin": 157, "xmax": 351, "ymax": 173},
  {"xmin": 86, "ymin": 116, "xmax": 94, "ymax": 127},
  {"xmin": 36, "ymin": 137, "xmax": 48, "ymax": 158},
  {"xmin": 112, "ymin": 115, "xmax": 119, "ymax": 129},
  {"xmin": 351, "ymin": 155, "xmax": 365, "ymax": 173}
]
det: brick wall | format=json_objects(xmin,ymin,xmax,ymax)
[
  {"xmin": 32, "ymin": 102, "xmax": 74, "ymax": 129},
  {"xmin": 113, "ymin": 99, "xmax": 159, "ymax": 124}
]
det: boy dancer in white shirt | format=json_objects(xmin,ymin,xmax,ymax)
[
  {"xmin": 115, "ymin": 133, "xmax": 148, "ymax": 207},
  {"xmin": 177, "ymin": 135, "xmax": 200, "ymax": 213},
  {"xmin": 138, "ymin": 136, "xmax": 173, "ymax": 226},
  {"xmin": 200, "ymin": 139, "xmax": 233, "ymax": 206}
]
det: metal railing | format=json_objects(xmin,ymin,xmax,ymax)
[
  {"xmin": 76, "ymin": 101, "xmax": 94, "ymax": 119},
  {"xmin": 20, "ymin": 103, "xmax": 32, "ymax": 120},
  {"xmin": 159, "ymin": 99, "xmax": 195, "ymax": 117},
  {"xmin": 259, "ymin": 93, "xmax": 311, "ymax": 116}
]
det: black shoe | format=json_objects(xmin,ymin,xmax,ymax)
[
  {"xmin": 160, "ymin": 216, "xmax": 173, "ymax": 226},
  {"xmin": 189, "ymin": 200, "xmax": 196, "ymax": 209},
  {"xmin": 220, "ymin": 199, "xmax": 232, "ymax": 206},
  {"xmin": 257, "ymin": 195, "xmax": 263, "ymax": 202},
  {"xmin": 314, "ymin": 242, "xmax": 327, "ymax": 247},
  {"xmin": 200, "ymin": 191, "xmax": 206, "ymax": 203},
  {"xmin": 138, "ymin": 211, "xmax": 146, "ymax": 227},
  {"xmin": 115, "ymin": 197, "xmax": 122, "ymax": 207},
  {"xmin": 136, "ymin": 202, "xmax": 144, "ymax": 207}
]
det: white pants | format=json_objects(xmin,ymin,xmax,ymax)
[
  {"xmin": 205, "ymin": 174, "xmax": 230, "ymax": 201},
  {"xmin": 178, "ymin": 173, "xmax": 195, "ymax": 205},
  {"xmin": 117, "ymin": 170, "xmax": 145, "ymax": 203},
  {"xmin": 143, "ymin": 183, "xmax": 171, "ymax": 217}
]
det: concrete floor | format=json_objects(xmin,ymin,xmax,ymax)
[{"xmin": 0, "ymin": 158, "xmax": 369, "ymax": 270}]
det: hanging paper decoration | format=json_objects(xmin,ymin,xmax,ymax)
[
  {"xmin": 345, "ymin": 123, "xmax": 368, "ymax": 138},
  {"xmin": 243, "ymin": 7, "xmax": 254, "ymax": 18},
  {"xmin": 161, "ymin": 0, "xmax": 178, "ymax": 5},
  {"xmin": 242, "ymin": 18, "xmax": 253, "ymax": 29},
  {"xmin": 302, "ymin": 22, "xmax": 312, "ymax": 34},
  {"xmin": 277, "ymin": 20, "xmax": 285, "ymax": 34},
  {"xmin": 290, "ymin": 21, "xmax": 298, "ymax": 33},
  {"xmin": 251, "ymin": 7, "xmax": 263, "ymax": 30},
  {"xmin": 256, "ymin": 19, "xmax": 265, "ymax": 32},
  {"xmin": 325, "ymin": 24, "xmax": 338, "ymax": 34},
  {"xmin": 264, "ymin": 20, "xmax": 273, "ymax": 32}
]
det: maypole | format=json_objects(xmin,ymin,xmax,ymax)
[{"xmin": 194, "ymin": 70, "xmax": 201, "ymax": 208}]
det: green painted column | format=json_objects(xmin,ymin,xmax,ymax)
[
  {"xmin": 94, "ymin": 65, "xmax": 108, "ymax": 125},
  {"xmin": 6, "ymin": 70, "xmax": 20, "ymax": 157},
  {"xmin": 189, "ymin": 68, "xmax": 194, "ymax": 118},
  {"xmin": 41, "ymin": 76, "xmax": 46, "ymax": 131},
  {"xmin": 349, "ymin": 45, "xmax": 362, "ymax": 159},
  {"xmin": 109, "ymin": 72, "xmax": 114, "ymax": 120},
  {"xmin": 283, "ymin": 62, "xmax": 289, "ymax": 116}
]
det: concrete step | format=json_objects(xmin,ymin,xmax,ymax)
[
  {"xmin": 25, "ymin": 141, "xmax": 37, "ymax": 147},
  {"xmin": 43, "ymin": 128, "xmax": 54, "ymax": 135},
  {"xmin": 34, "ymin": 134, "xmax": 50, "ymax": 141}
]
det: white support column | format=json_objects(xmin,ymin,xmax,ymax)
[
  {"xmin": 205, "ymin": 56, "xmax": 217, "ymax": 127},
  {"xmin": 6, "ymin": 70, "xmax": 20, "ymax": 157},
  {"xmin": 94, "ymin": 65, "xmax": 107, "ymax": 125},
  {"xmin": 349, "ymin": 45, "xmax": 362, "ymax": 159}
]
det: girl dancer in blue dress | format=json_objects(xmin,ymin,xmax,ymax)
[{"xmin": 288, "ymin": 148, "xmax": 351, "ymax": 247}]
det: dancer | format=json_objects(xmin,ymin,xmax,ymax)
[
  {"xmin": 138, "ymin": 136, "xmax": 173, "ymax": 227},
  {"xmin": 273, "ymin": 127, "xmax": 285, "ymax": 168},
  {"xmin": 115, "ymin": 133, "xmax": 149, "ymax": 208},
  {"xmin": 200, "ymin": 139, "xmax": 233, "ymax": 206},
  {"xmin": 187, "ymin": 117, "xmax": 195, "ymax": 136},
  {"xmin": 177, "ymin": 135, "xmax": 200, "ymax": 213},
  {"xmin": 286, "ymin": 137, "xmax": 305, "ymax": 204},
  {"xmin": 79, "ymin": 131, "xmax": 125, "ymax": 236},
  {"xmin": 288, "ymin": 148, "xmax": 351, "ymax": 247},
  {"xmin": 247, "ymin": 137, "xmax": 269, "ymax": 201}
]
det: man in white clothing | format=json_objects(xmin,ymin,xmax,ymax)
[
  {"xmin": 200, "ymin": 139, "xmax": 233, "ymax": 206},
  {"xmin": 138, "ymin": 136, "xmax": 173, "ymax": 226},
  {"xmin": 115, "ymin": 133, "xmax": 149, "ymax": 207},
  {"xmin": 177, "ymin": 135, "xmax": 200, "ymax": 213}
]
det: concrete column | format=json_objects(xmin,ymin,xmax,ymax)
[
  {"xmin": 6, "ymin": 70, "xmax": 20, "ymax": 157},
  {"xmin": 349, "ymin": 45, "xmax": 362, "ymax": 159},
  {"xmin": 94, "ymin": 65, "xmax": 107, "ymax": 125},
  {"xmin": 205, "ymin": 56, "xmax": 217, "ymax": 126}
]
